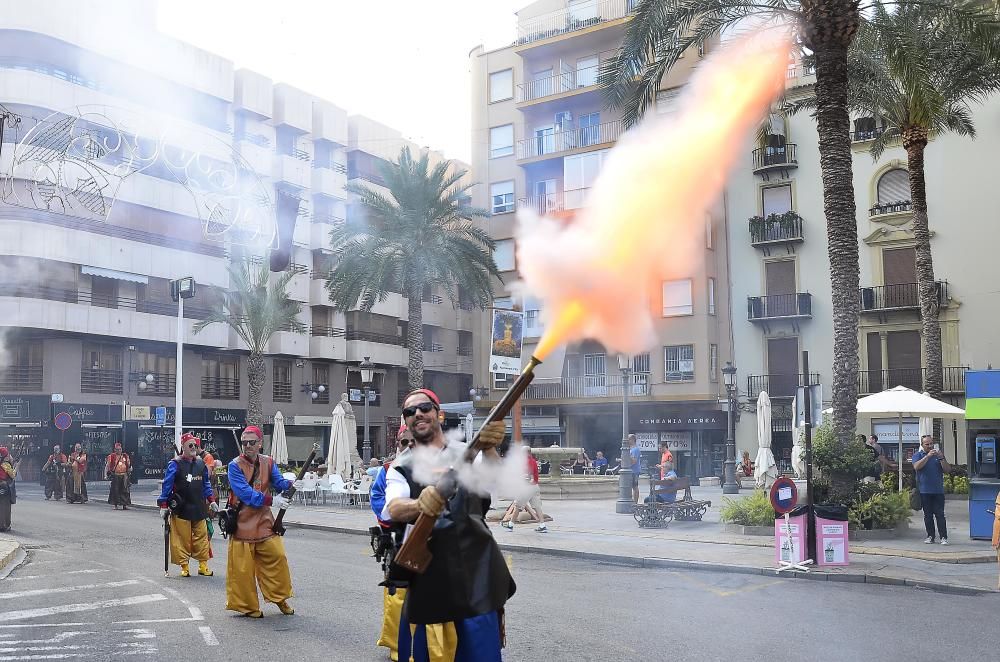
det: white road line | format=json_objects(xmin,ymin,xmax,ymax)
[
  {"xmin": 110, "ymin": 618, "xmax": 200, "ymax": 625},
  {"xmin": 0, "ymin": 594, "xmax": 167, "ymax": 622},
  {"xmin": 0, "ymin": 624, "xmax": 95, "ymax": 630},
  {"xmin": 198, "ymin": 626, "xmax": 219, "ymax": 646},
  {"xmin": 0, "ymin": 655, "xmax": 86, "ymax": 661},
  {"xmin": 0, "ymin": 580, "xmax": 142, "ymax": 600},
  {"xmin": 1, "ymin": 634, "xmax": 93, "ymax": 646},
  {"xmin": 4, "ymin": 570, "xmax": 108, "ymax": 583},
  {"xmin": 120, "ymin": 629, "xmax": 156, "ymax": 640},
  {"xmin": 0, "ymin": 647, "xmax": 84, "ymax": 654},
  {"xmin": 140, "ymin": 579, "xmax": 203, "ymax": 621}
]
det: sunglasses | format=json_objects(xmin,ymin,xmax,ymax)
[
  {"xmin": 402, "ymin": 402, "xmax": 437, "ymax": 418},
  {"xmin": 185, "ymin": 442, "xmax": 199, "ymax": 450},
  {"xmin": 242, "ymin": 438, "xmax": 261, "ymax": 445}
]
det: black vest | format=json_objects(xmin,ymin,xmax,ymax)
[
  {"xmin": 396, "ymin": 464, "xmax": 516, "ymax": 625},
  {"xmin": 170, "ymin": 457, "xmax": 208, "ymax": 522}
]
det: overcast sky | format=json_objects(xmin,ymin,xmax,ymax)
[{"xmin": 157, "ymin": 0, "xmax": 525, "ymax": 163}]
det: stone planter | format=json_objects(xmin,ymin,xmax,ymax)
[
  {"xmin": 944, "ymin": 494, "xmax": 969, "ymax": 501},
  {"xmin": 723, "ymin": 524, "xmax": 773, "ymax": 536},
  {"xmin": 537, "ymin": 475, "xmax": 619, "ymax": 500}
]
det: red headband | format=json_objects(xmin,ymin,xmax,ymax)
[
  {"xmin": 398, "ymin": 424, "xmax": 408, "ymax": 436},
  {"xmin": 404, "ymin": 388, "xmax": 440, "ymax": 407},
  {"xmin": 181, "ymin": 433, "xmax": 200, "ymax": 446},
  {"xmin": 0, "ymin": 447, "xmax": 8, "ymax": 457},
  {"xmin": 243, "ymin": 425, "xmax": 263, "ymax": 440}
]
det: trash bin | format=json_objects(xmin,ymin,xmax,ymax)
[
  {"xmin": 774, "ymin": 505, "xmax": 808, "ymax": 566},
  {"xmin": 814, "ymin": 504, "xmax": 850, "ymax": 566}
]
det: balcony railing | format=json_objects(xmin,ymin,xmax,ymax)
[
  {"xmin": 202, "ymin": 377, "xmax": 240, "ymax": 400},
  {"xmin": 82, "ymin": 368, "xmax": 123, "ymax": 394},
  {"xmin": 749, "ymin": 213, "xmax": 803, "ymax": 246},
  {"xmin": 279, "ymin": 147, "xmax": 311, "ymax": 162},
  {"xmin": 422, "ymin": 293, "xmax": 444, "ymax": 305},
  {"xmin": 129, "ymin": 371, "xmax": 175, "ymax": 396},
  {"xmin": 516, "ymin": 63, "xmax": 600, "ymax": 103},
  {"xmin": 516, "ymin": 0, "xmax": 634, "ymax": 46},
  {"xmin": 310, "ymin": 325, "xmax": 346, "ymax": 338},
  {"xmin": 236, "ymin": 131, "xmax": 271, "ymax": 148},
  {"xmin": 852, "ymin": 126, "xmax": 886, "ymax": 143},
  {"xmin": 345, "ymin": 330, "xmax": 406, "ymax": 346},
  {"xmin": 746, "ymin": 373, "xmax": 820, "ymax": 399},
  {"xmin": 524, "ymin": 374, "xmax": 650, "ymax": 400},
  {"xmin": 858, "ymin": 366, "xmax": 968, "ymax": 394},
  {"xmin": 516, "ymin": 120, "xmax": 622, "ymax": 160},
  {"xmin": 348, "ymin": 169, "xmax": 387, "ymax": 187},
  {"xmin": 869, "ymin": 200, "xmax": 912, "ymax": 217},
  {"xmin": 859, "ymin": 281, "xmax": 947, "ymax": 312},
  {"xmin": 747, "ymin": 293, "xmax": 812, "ymax": 321},
  {"xmin": 311, "ymin": 212, "xmax": 344, "ymax": 225},
  {"xmin": 0, "ymin": 366, "xmax": 43, "ymax": 391},
  {"xmin": 273, "ymin": 382, "xmax": 292, "ymax": 402},
  {"xmin": 313, "ymin": 161, "xmax": 347, "ymax": 174},
  {"xmin": 752, "ymin": 144, "xmax": 798, "ymax": 173},
  {"xmin": 7, "ymin": 284, "xmax": 217, "ymax": 320},
  {"xmin": 457, "ymin": 346, "xmax": 473, "ymax": 357}
]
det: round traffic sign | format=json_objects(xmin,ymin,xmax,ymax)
[
  {"xmin": 54, "ymin": 412, "xmax": 73, "ymax": 431},
  {"xmin": 769, "ymin": 476, "xmax": 798, "ymax": 514}
]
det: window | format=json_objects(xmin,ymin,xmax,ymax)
[
  {"xmin": 578, "ymin": 112, "xmax": 600, "ymax": 146},
  {"xmin": 493, "ymin": 239, "xmax": 516, "ymax": 271},
  {"xmin": 664, "ymin": 345, "xmax": 695, "ymax": 382},
  {"xmin": 134, "ymin": 351, "xmax": 176, "ymax": 395},
  {"xmin": 631, "ymin": 352, "xmax": 651, "ymax": 395},
  {"xmin": 81, "ymin": 343, "xmax": 123, "ymax": 394},
  {"xmin": 564, "ymin": 148, "xmax": 608, "ymax": 208},
  {"xmin": 524, "ymin": 295, "xmax": 543, "ymax": 337},
  {"xmin": 877, "ymin": 168, "xmax": 910, "ymax": 205},
  {"xmin": 273, "ymin": 359, "xmax": 292, "ymax": 402},
  {"xmin": 489, "ymin": 69, "xmax": 513, "ymax": 103},
  {"xmin": 0, "ymin": 341, "xmax": 43, "ymax": 390},
  {"xmin": 655, "ymin": 88, "xmax": 681, "ymax": 115},
  {"xmin": 202, "ymin": 355, "xmax": 240, "ymax": 399},
  {"xmin": 576, "ymin": 55, "xmax": 598, "ymax": 87},
  {"xmin": 311, "ymin": 363, "xmax": 330, "ymax": 404},
  {"xmin": 710, "ymin": 344, "xmax": 719, "ymax": 382},
  {"xmin": 708, "ymin": 278, "xmax": 716, "ymax": 315},
  {"xmin": 762, "ymin": 184, "xmax": 792, "ymax": 217},
  {"xmin": 662, "ymin": 279, "xmax": 693, "ymax": 316},
  {"xmin": 494, "ymin": 296, "xmax": 514, "ymax": 310},
  {"xmin": 90, "ymin": 276, "xmax": 118, "ymax": 309},
  {"xmin": 569, "ymin": 0, "xmax": 598, "ymax": 22},
  {"xmin": 490, "ymin": 124, "xmax": 514, "ymax": 158},
  {"xmin": 493, "ymin": 372, "xmax": 513, "ymax": 390},
  {"xmin": 490, "ymin": 181, "xmax": 515, "ymax": 215}
]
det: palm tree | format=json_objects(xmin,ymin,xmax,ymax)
[
  {"xmin": 835, "ymin": 2, "xmax": 1000, "ymax": 401},
  {"xmin": 326, "ymin": 147, "xmax": 499, "ymax": 391},
  {"xmin": 193, "ymin": 258, "xmax": 304, "ymax": 425},
  {"xmin": 600, "ymin": 0, "xmax": 997, "ymax": 444}
]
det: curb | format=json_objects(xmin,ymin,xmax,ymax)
[{"xmin": 0, "ymin": 542, "xmax": 20, "ymax": 574}]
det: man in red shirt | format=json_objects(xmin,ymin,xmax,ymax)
[{"xmin": 501, "ymin": 445, "xmax": 547, "ymax": 533}]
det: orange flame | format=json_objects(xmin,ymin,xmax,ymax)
[{"xmin": 518, "ymin": 33, "xmax": 791, "ymax": 361}]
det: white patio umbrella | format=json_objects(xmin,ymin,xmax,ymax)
[
  {"xmin": 790, "ymin": 395, "xmax": 806, "ymax": 479},
  {"xmin": 754, "ymin": 391, "xmax": 778, "ymax": 488},
  {"xmin": 271, "ymin": 411, "xmax": 288, "ymax": 466},
  {"xmin": 464, "ymin": 413, "xmax": 475, "ymax": 444},
  {"xmin": 856, "ymin": 386, "xmax": 965, "ymax": 492},
  {"xmin": 326, "ymin": 401, "xmax": 352, "ymax": 480}
]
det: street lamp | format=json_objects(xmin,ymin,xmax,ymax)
[
  {"xmin": 301, "ymin": 383, "xmax": 327, "ymax": 400},
  {"xmin": 360, "ymin": 356, "xmax": 375, "ymax": 463},
  {"xmin": 722, "ymin": 361, "xmax": 739, "ymax": 494},
  {"xmin": 616, "ymin": 353, "xmax": 634, "ymax": 514},
  {"xmin": 170, "ymin": 277, "xmax": 196, "ymax": 454}
]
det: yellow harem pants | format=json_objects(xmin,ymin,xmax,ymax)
[
  {"xmin": 169, "ymin": 517, "xmax": 210, "ymax": 565},
  {"xmin": 225, "ymin": 535, "xmax": 293, "ymax": 614},
  {"xmin": 377, "ymin": 587, "xmax": 407, "ymax": 661}
]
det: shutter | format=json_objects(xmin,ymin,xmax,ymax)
[
  {"xmin": 887, "ymin": 331, "xmax": 920, "ymax": 369},
  {"xmin": 766, "ymin": 337, "xmax": 799, "ymax": 397},
  {"xmin": 762, "ymin": 185, "xmax": 792, "ymax": 216},
  {"xmin": 877, "ymin": 169, "xmax": 910, "ymax": 204},
  {"xmin": 883, "ymin": 247, "xmax": 917, "ymax": 285},
  {"xmin": 765, "ymin": 260, "xmax": 796, "ymax": 295}
]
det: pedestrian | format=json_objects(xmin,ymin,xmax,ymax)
[
  {"xmin": 66, "ymin": 443, "xmax": 88, "ymax": 503},
  {"xmin": 0, "ymin": 447, "xmax": 17, "ymax": 532},
  {"xmin": 200, "ymin": 446, "xmax": 219, "ymax": 494},
  {"xmin": 628, "ymin": 434, "xmax": 642, "ymax": 503},
  {"xmin": 225, "ymin": 425, "xmax": 296, "ymax": 618},
  {"xmin": 382, "ymin": 388, "xmax": 514, "ymax": 661},
  {"xmin": 912, "ymin": 434, "xmax": 951, "ymax": 545},
  {"xmin": 655, "ymin": 440, "xmax": 674, "ymax": 478},
  {"xmin": 592, "ymin": 451, "xmax": 609, "ymax": 474},
  {"xmin": 42, "ymin": 444, "xmax": 67, "ymax": 501},
  {"xmin": 861, "ymin": 434, "xmax": 884, "ymax": 478},
  {"xmin": 367, "ymin": 457, "xmax": 382, "ymax": 479},
  {"xmin": 158, "ymin": 433, "xmax": 219, "ymax": 577},
  {"xmin": 105, "ymin": 441, "xmax": 132, "ymax": 510},
  {"xmin": 501, "ymin": 445, "xmax": 547, "ymax": 533}
]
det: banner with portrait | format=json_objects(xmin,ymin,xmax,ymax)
[{"xmin": 489, "ymin": 308, "xmax": 524, "ymax": 374}]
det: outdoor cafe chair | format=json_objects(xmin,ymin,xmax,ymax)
[{"xmin": 298, "ymin": 476, "xmax": 319, "ymax": 505}]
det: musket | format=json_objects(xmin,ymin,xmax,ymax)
[
  {"xmin": 272, "ymin": 443, "xmax": 319, "ymax": 536},
  {"xmin": 394, "ymin": 356, "xmax": 541, "ymax": 574},
  {"xmin": 163, "ymin": 512, "xmax": 170, "ymax": 577}
]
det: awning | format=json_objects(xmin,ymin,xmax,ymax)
[
  {"xmin": 0, "ymin": 422, "xmax": 42, "ymax": 428},
  {"xmin": 82, "ymin": 265, "xmax": 149, "ymax": 284}
]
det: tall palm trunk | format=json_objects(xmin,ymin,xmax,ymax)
[
  {"xmin": 406, "ymin": 288, "xmax": 425, "ymax": 390},
  {"xmin": 247, "ymin": 353, "xmax": 265, "ymax": 426},
  {"xmin": 901, "ymin": 127, "xmax": 943, "ymax": 400},
  {"xmin": 803, "ymin": 0, "xmax": 861, "ymax": 446}
]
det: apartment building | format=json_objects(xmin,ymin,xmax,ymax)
[
  {"xmin": 0, "ymin": 0, "xmax": 475, "ymax": 480},
  {"xmin": 726, "ymin": 65, "xmax": 1000, "ymax": 466},
  {"xmin": 470, "ymin": 0, "xmax": 736, "ymax": 479}
]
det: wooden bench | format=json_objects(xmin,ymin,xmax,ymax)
[{"xmin": 633, "ymin": 476, "xmax": 712, "ymax": 528}]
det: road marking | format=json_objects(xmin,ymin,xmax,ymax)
[
  {"xmin": 111, "ymin": 618, "xmax": 201, "ymax": 625},
  {"xmin": 0, "ymin": 594, "xmax": 168, "ymax": 622},
  {"xmin": 139, "ymin": 579, "xmax": 204, "ymax": 621},
  {"xmin": 5, "ymin": 570, "xmax": 108, "ymax": 583},
  {"xmin": 120, "ymin": 629, "xmax": 156, "ymax": 639},
  {"xmin": 0, "ymin": 655, "xmax": 87, "ymax": 660},
  {"xmin": 0, "ymin": 580, "xmax": 142, "ymax": 600},
  {"xmin": 0, "ymin": 634, "xmax": 92, "ymax": 646},
  {"xmin": 0, "ymin": 624, "xmax": 95, "ymax": 630},
  {"xmin": 198, "ymin": 626, "xmax": 219, "ymax": 646},
  {"xmin": 0, "ymin": 647, "xmax": 85, "ymax": 654}
]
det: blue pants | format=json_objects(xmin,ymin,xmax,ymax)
[{"xmin": 398, "ymin": 611, "xmax": 502, "ymax": 662}]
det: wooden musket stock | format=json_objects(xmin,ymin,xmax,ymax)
[{"xmin": 393, "ymin": 356, "xmax": 541, "ymax": 574}]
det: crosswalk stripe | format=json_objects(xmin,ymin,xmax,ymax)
[
  {"xmin": 198, "ymin": 626, "xmax": 219, "ymax": 646},
  {"xmin": 4, "ymin": 570, "xmax": 108, "ymax": 583},
  {"xmin": 0, "ymin": 581, "xmax": 142, "ymax": 600},
  {"xmin": 0, "ymin": 594, "xmax": 168, "ymax": 622},
  {"xmin": 0, "ymin": 634, "xmax": 93, "ymax": 646}
]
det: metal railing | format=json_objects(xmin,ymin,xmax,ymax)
[
  {"xmin": 457, "ymin": 346, "xmax": 473, "ymax": 357},
  {"xmin": 310, "ymin": 325, "xmax": 346, "ymax": 338},
  {"xmin": 237, "ymin": 131, "xmax": 271, "ymax": 148},
  {"xmin": 852, "ymin": 126, "xmax": 886, "ymax": 142},
  {"xmin": 81, "ymin": 368, "xmax": 123, "ymax": 394},
  {"xmin": 273, "ymin": 381, "xmax": 292, "ymax": 402},
  {"xmin": 859, "ymin": 281, "xmax": 947, "ymax": 312},
  {"xmin": 869, "ymin": 200, "xmax": 912, "ymax": 216},
  {"xmin": 422, "ymin": 293, "xmax": 444, "ymax": 305},
  {"xmin": 129, "ymin": 371, "xmax": 175, "ymax": 395},
  {"xmin": 6, "ymin": 284, "xmax": 217, "ymax": 320},
  {"xmin": 313, "ymin": 161, "xmax": 347, "ymax": 174},
  {"xmin": 746, "ymin": 373, "xmax": 820, "ymax": 399},
  {"xmin": 786, "ymin": 63, "xmax": 815, "ymax": 79},
  {"xmin": 348, "ymin": 169, "xmax": 387, "ymax": 187},
  {"xmin": 0, "ymin": 366, "xmax": 42, "ymax": 391},
  {"xmin": 516, "ymin": 63, "xmax": 600, "ymax": 102},
  {"xmin": 201, "ymin": 377, "xmax": 240, "ymax": 400},
  {"xmin": 427, "ymin": 343, "xmax": 445, "ymax": 353},
  {"xmin": 747, "ymin": 293, "xmax": 812, "ymax": 320},
  {"xmin": 524, "ymin": 374, "xmax": 650, "ymax": 400},
  {"xmin": 858, "ymin": 366, "xmax": 968, "ymax": 394},
  {"xmin": 279, "ymin": 147, "xmax": 311, "ymax": 162},
  {"xmin": 516, "ymin": 120, "xmax": 622, "ymax": 160},
  {"xmin": 519, "ymin": 192, "xmax": 564, "ymax": 215},
  {"xmin": 749, "ymin": 215, "xmax": 803, "ymax": 245},
  {"xmin": 752, "ymin": 144, "xmax": 798, "ymax": 171},
  {"xmin": 345, "ymin": 330, "xmax": 406, "ymax": 346},
  {"xmin": 515, "ymin": 0, "xmax": 634, "ymax": 45},
  {"xmin": 286, "ymin": 262, "xmax": 309, "ymax": 276}
]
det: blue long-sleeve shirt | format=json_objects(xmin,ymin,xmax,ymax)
[
  {"xmin": 228, "ymin": 456, "xmax": 293, "ymax": 507},
  {"xmin": 157, "ymin": 458, "xmax": 214, "ymax": 506},
  {"xmin": 370, "ymin": 466, "xmax": 388, "ymax": 521}
]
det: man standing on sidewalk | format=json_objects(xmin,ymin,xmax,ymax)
[
  {"xmin": 912, "ymin": 434, "xmax": 951, "ymax": 545},
  {"xmin": 42, "ymin": 444, "xmax": 66, "ymax": 501},
  {"xmin": 628, "ymin": 434, "xmax": 642, "ymax": 504}
]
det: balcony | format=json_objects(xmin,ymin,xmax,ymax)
[
  {"xmin": 202, "ymin": 377, "xmax": 240, "ymax": 400},
  {"xmin": 516, "ymin": 62, "xmax": 601, "ymax": 104},
  {"xmin": 746, "ymin": 373, "xmax": 820, "ymax": 399},
  {"xmin": 516, "ymin": 120, "xmax": 622, "ymax": 162},
  {"xmin": 751, "ymin": 144, "xmax": 798, "ymax": 176},
  {"xmin": 857, "ymin": 367, "xmax": 968, "ymax": 394},
  {"xmin": 129, "ymin": 371, "xmax": 175, "ymax": 396},
  {"xmin": 747, "ymin": 293, "xmax": 812, "ymax": 322},
  {"xmin": 869, "ymin": 200, "xmax": 912, "ymax": 218},
  {"xmin": 749, "ymin": 212, "xmax": 803, "ymax": 247},
  {"xmin": 0, "ymin": 366, "xmax": 43, "ymax": 391},
  {"xmin": 8, "ymin": 285, "xmax": 217, "ymax": 319},
  {"xmin": 274, "ymin": 153, "xmax": 311, "ymax": 189},
  {"xmin": 82, "ymin": 368, "xmax": 123, "ymax": 394},
  {"xmin": 311, "ymin": 165, "xmax": 347, "ymax": 197},
  {"xmin": 523, "ymin": 374, "xmax": 650, "ymax": 400},
  {"xmin": 515, "ymin": 0, "xmax": 634, "ymax": 47},
  {"xmin": 859, "ymin": 281, "xmax": 947, "ymax": 313},
  {"xmin": 345, "ymin": 331, "xmax": 406, "ymax": 365},
  {"xmin": 852, "ymin": 126, "xmax": 887, "ymax": 143}
]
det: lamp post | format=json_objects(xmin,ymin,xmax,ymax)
[
  {"xmin": 170, "ymin": 277, "xmax": 196, "ymax": 454},
  {"xmin": 360, "ymin": 356, "xmax": 374, "ymax": 463},
  {"xmin": 616, "ymin": 353, "xmax": 634, "ymax": 514},
  {"xmin": 722, "ymin": 361, "xmax": 740, "ymax": 494}
]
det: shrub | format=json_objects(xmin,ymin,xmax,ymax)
[
  {"xmin": 720, "ymin": 490, "xmax": 775, "ymax": 527},
  {"xmin": 848, "ymin": 490, "xmax": 911, "ymax": 530},
  {"xmin": 943, "ymin": 475, "xmax": 954, "ymax": 494},
  {"xmin": 952, "ymin": 476, "xmax": 970, "ymax": 495},
  {"xmin": 812, "ymin": 423, "xmax": 874, "ymax": 482}
]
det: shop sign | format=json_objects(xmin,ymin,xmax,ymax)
[
  {"xmin": 660, "ymin": 431, "xmax": 692, "ymax": 450},
  {"xmin": 634, "ymin": 433, "xmax": 659, "ymax": 451},
  {"xmin": 0, "ymin": 395, "xmax": 51, "ymax": 423},
  {"xmin": 634, "ymin": 411, "xmax": 726, "ymax": 431}
]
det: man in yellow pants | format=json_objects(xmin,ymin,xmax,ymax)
[
  {"xmin": 225, "ymin": 425, "xmax": 296, "ymax": 618},
  {"xmin": 158, "ymin": 433, "xmax": 218, "ymax": 577}
]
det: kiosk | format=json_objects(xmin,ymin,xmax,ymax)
[{"xmin": 965, "ymin": 370, "xmax": 1000, "ymax": 540}]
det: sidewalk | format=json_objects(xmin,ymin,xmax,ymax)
[{"xmin": 19, "ymin": 480, "xmax": 1000, "ymax": 594}]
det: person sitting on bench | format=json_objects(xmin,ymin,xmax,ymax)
[{"xmin": 644, "ymin": 461, "xmax": 679, "ymax": 504}]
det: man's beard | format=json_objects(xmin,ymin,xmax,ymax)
[{"xmin": 411, "ymin": 421, "xmax": 437, "ymax": 445}]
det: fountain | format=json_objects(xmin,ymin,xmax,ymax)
[{"xmin": 531, "ymin": 446, "xmax": 620, "ymax": 500}]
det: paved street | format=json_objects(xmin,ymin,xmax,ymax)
[{"xmin": 2, "ymin": 492, "xmax": 998, "ymax": 661}]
